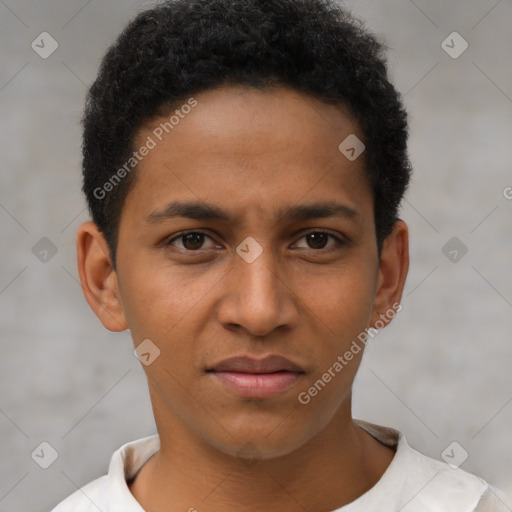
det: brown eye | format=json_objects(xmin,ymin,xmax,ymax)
[
  {"xmin": 181, "ymin": 233, "xmax": 205, "ymax": 250},
  {"xmin": 295, "ymin": 231, "xmax": 344, "ymax": 251},
  {"xmin": 305, "ymin": 232, "xmax": 329, "ymax": 249},
  {"xmin": 167, "ymin": 231, "xmax": 218, "ymax": 251}
]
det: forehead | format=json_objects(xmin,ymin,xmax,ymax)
[{"xmin": 123, "ymin": 85, "xmax": 372, "ymax": 227}]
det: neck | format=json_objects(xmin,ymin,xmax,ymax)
[{"xmin": 129, "ymin": 394, "xmax": 395, "ymax": 511}]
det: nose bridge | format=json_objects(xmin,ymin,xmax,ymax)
[
  {"xmin": 222, "ymin": 237, "xmax": 296, "ymax": 336},
  {"xmin": 236, "ymin": 240, "xmax": 282, "ymax": 306}
]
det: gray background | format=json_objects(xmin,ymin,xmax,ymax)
[{"xmin": 1, "ymin": 0, "xmax": 511, "ymax": 510}]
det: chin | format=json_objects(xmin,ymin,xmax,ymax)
[{"xmin": 203, "ymin": 422, "xmax": 314, "ymax": 462}]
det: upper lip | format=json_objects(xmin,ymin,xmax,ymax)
[{"xmin": 208, "ymin": 355, "xmax": 304, "ymax": 374}]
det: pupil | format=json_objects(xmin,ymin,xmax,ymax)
[
  {"xmin": 183, "ymin": 233, "xmax": 204, "ymax": 250},
  {"xmin": 308, "ymin": 233, "xmax": 327, "ymax": 249}
]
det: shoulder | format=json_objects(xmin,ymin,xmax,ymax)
[
  {"xmin": 401, "ymin": 444, "xmax": 487, "ymax": 510},
  {"xmin": 49, "ymin": 434, "xmax": 159, "ymax": 512},
  {"xmin": 354, "ymin": 420, "xmax": 492, "ymax": 512},
  {"xmin": 50, "ymin": 475, "xmax": 108, "ymax": 512},
  {"xmin": 473, "ymin": 486, "xmax": 511, "ymax": 512}
]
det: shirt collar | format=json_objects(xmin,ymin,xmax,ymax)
[
  {"xmin": 105, "ymin": 434, "xmax": 159, "ymax": 512},
  {"xmin": 102, "ymin": 420, "xmax": 486, "ymax": 512}
]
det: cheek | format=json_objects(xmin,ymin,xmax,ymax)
[
  {"xmin": 117, "ymin": 261, "xmax": 214, "ymax": 341},
  {"xmin": 298, "ymin": 267, "xmax": 376, "ymax": 400},
  {"xmin": 311, "ymin": 264, "xmax": 376, "ymax": 343},
  {"xmin": 295, "ymin": 271, "xmax": 375, "ymax": 419}
]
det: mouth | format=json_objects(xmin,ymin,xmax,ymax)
[{"xmin": 206, "ymin": 355, "xmax": 305, "ymax": 399}]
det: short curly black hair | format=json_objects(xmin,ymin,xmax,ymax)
[{"xmin": 82, "ymin": 0, "xmax": 412, "ymax": 271}]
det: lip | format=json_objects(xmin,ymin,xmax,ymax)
[
  {"xmin": 209, "ymin": 355, "xmax": 304, "ymax": 373},
  {"xmin": 207, "ymin": 355, "xmax": 305, "ymax": 399}
]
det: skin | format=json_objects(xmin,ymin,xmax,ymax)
[{"xmin": 76, "ymin": 84, "xmax": 409, "ymax": 512}]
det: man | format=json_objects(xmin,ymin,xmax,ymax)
[{"xmin": 51, "ymin": 0, "xmax": 506, "ymax": 510}]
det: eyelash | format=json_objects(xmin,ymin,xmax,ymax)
[{"xmin": 164, "ymin": 230, "xmax": 346, "ymax": 254}]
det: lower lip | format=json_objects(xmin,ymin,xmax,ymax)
[{"xmin": 210, "ymin": 371, "xmax": 302, "ymax": 399}]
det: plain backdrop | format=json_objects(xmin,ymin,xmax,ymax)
[{"xmin": 1, "ymin": 0, "xmax": 511, "ymax": 510}]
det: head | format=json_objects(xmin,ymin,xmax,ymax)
[
  {"xmin": 82, "ymin": 0, "xmax": 411, "ymax": 270},
  {"xmin": 77, "ymin": 0, "xmax": 410, "ymax": 460}
]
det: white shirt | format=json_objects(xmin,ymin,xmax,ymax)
[{"xmin": 50, "ymin": 420, "xmax": 508, "ymax": 511}]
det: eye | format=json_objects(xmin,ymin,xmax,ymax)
[
  {"xmin": 294, "ymin": 231, "xmax": 345, "ymax": 251},
  {"xmin": 166, "ymin": 231, "xmax": 220, "ymax": 251},
  {"xmin": 164, "ymin": 230, "xmax": 345, "ymax": 253}
]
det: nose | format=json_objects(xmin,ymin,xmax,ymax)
[{"xmin": 217, "ymin": 247, "xmax": 299, "ymax": 338}]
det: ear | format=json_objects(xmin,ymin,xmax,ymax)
[
  {"xmin": 76, "ymin": 221, "xmax": 128, "ymax": 332},
  {"xmin": 370, "ymin": 220, "xmax": 409, "ymax": 329}
]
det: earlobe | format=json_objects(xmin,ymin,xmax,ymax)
[
  {"xmin": 76, "ymin": 221, "xmax": 128, "ymax": 332},
  {"xmin": 370, "ymin": 220, "xmax": 409, "ymax": 329}
]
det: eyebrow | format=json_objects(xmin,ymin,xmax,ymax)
[{"xmin": 145, "ymin": 200, "xmax": 359, "ymax": 225}]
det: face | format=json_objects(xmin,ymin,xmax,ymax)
[{"xmin": 78, "ymin": 84, "xmax": 408, "ymax": 460}]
